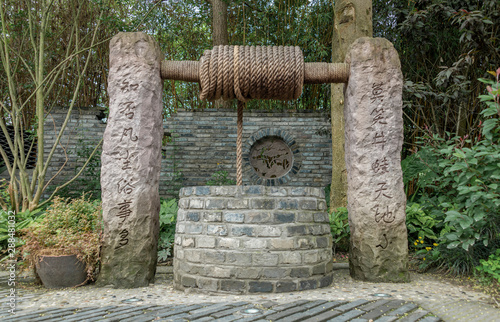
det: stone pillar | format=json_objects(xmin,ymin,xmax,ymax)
[
  {"xmin": 99, "ymin": 32, "xmax": 162, "ymax": 288},
  {"xmin": 344, "ymin": 37, "xmax": 409, "ymax": 282}
]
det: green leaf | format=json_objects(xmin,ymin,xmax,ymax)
[
  {"xmin": 444, "ymin": 210, "xmax": 461, "ymax": 222},
  {"xmin": 462, "ymin": 239, "xmax": 474, "ymax": 251},
  {"xmin": 474, "ymin": 212, "xmax": 485, "ymax": 222},
  {"xmin": 453, "ymin": 149, "xmax": 466, "ymax": 158},
  {"xmin": 457, "ymin": 215, "xmax": 474, "ymax": 230},
  {"xmin": 482, "ymin": 119, "xmax": 499, "ymax": 140},
  {"xmin": 447, "ymin": 241, "xmax": 460, "ymax": 249},
  {"xmin": 468, "ymin": 158, "xmax": 478, "ymax": 165},
  {"xmin": 445, "ymin": 233, "xmax": 459, "ymax": 241}
]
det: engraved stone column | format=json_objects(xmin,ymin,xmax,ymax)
[
  {"xmin": 344, "ymin": 37, "xmax": 409, "ymax": 282},
  {"xmin": 99, "ymin": 32, "xmax": 162, "ymax": 288}
]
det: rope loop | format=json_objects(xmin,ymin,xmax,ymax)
[{"xmin": 199, "ymin": 45, "xmax": 304, "ymax": 102}]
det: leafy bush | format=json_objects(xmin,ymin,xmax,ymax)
[
  {"xmin": 157, "ymin": 199, "xmax": 177, "ymax": 263},
  {"xmin": 403, "ymin": 69, "xmax": 500, "ymax": 274},
  {"xmin": 329, "ymin": 207, "xmax": 350, "ymax": 254},
  {"xmin": 19, "ymin": 195, "xmax": 102, "ymax": 281}
]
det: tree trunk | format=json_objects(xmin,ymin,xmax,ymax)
[
  {"xmin": 330, "ymin": 0, "xmax": 372, "ymax": 210},
  {"xmin": 211, "ymin": 0, "xmax": 231, "ymax": 108}
]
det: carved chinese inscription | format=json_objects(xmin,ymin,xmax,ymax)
[
  {"xmin": 368, "ymin": 82, "xmax": 395, "ymax": 225},
  {"xmin": 112, "ymin": 81, "xmax": 141, "ymax": 250}
]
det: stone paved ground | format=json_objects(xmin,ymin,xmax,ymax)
[{"xmin": 1, "ymin": 265, "xmax": 499, "ymax": 321}]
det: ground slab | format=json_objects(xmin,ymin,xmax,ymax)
[
  {"xmin": 1, "ymin": 265, "xmax": 498, "ymax": 321},
  {"xmin": 2, "ymin": 299, "xmax": 441, "ymax": 322}
]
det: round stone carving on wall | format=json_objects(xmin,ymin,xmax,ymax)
[
  {"xmin": 250, "ymin": 136, "xmax": 292, "ymax": 179},
  {"xmin": 243, "ymin": 128, "xmax": 301, "ymax": 186}
]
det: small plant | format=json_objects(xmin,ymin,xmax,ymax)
[
  {"xmin": 19, "ymin": 195, "xmax": 102, "ymax": 282},
  {"xmin": 206, "ymin": 163, "xmax": 236, "ymax": 186},
  {"xmin": 406, "ymin": 202, "xmax": 439, "ymax": 245},
  {"xmin": 329, "ymin": 207, "xmax": 350, "ymax": 254},
  {"xmin": 157, "ymin": 199, "xmax": 178, "ymax": 263},
  {"xmin": 476, "ymin": 249, "xmax": 500, "ymax": 284},
  {"xmin": 0, "ymin": 208, "xmax": 43, "ymax": 260}
]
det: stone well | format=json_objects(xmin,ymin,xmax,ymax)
[{"xmin": 173, "ymin": 185, "xmax": 333, "ymax": 294}]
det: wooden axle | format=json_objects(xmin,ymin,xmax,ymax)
[{"xmin": 160, "ymin": 60, "xmax": 350, "ymax": 84}]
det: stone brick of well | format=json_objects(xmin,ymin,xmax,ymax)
[{"xmin": 173, "ymin": 185, "xmax": 333, "ymax": 294}]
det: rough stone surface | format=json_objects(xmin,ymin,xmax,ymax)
[
  {"xmin": 99, "ymin": 32, "xmax": 163, "ymax": 288},
  {"xmin": 174, "ymin": 185, "xmax": 333, "ymax": 293},
  {"xmin": 344, "ymin": 37, "xmax": 409, "ymax": 282}
]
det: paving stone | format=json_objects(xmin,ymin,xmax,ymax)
[
  {"xmin": 187, "ymin": 303, "xmax": 233, "ymax": 320},
  {"xmin": 358, "ymin": 299, "xmax": 392, "ymax": 311},
  {"xmin": 327, "ymin": 308, "xmax": 365, "ymax": 322},
  {"xmin": 335, "ymin": 299, "xmax": 371, "ymax": 312},
  {"xmin": 386, "ymin": 302, "xmax": 418, "ymax": 316},
  {"xmin": 264, "ymin": 300, "xmax": 327, "ymax": 321},
  {"xmin": 269, "ymin": 299, "xmax": 311, "ymax": 312},
  {"xmin": 373, "ymin": 316, "xmax": 398, "ymax": 322},
  {"xmin": 190, "ymin": 316, "xmax": 215, "ymax": 321},
  {"xmin": 3, "ymin": 307, "xmax": 100, "ymax": 322},
  {"xmin": 210, "ymin": 304, "xmax": 249, "ymax": 319},
  {"xmin": 97, "ymin": 305, "xmax": 158, "ymax": 321},
  {"xmin": 120, "ymin": 305, "xmax": 177, "ymax": 322},
  {"xmin": 300, "ymin": 309, "xmax": 343, "ymax": 322},
  {"xmin": 398, "ymin": 309, "xmax": 431, "ymax": 322},
  {"xmin": 419, "ymin": 317, "xmax": 441, "ymax": 322},
  {"xmin": 151, "ymin": 304, "xmax": 204, "ymax": 319},
  {"xmin": 52, "ymin": 306, "xmax": 122, "ymax": 322},
  {"xmin": 275, "ymin": 300, "xmax": 347, "ymax": 322},
  {"xmin": 358, "ymin": 299, "xmax": 399, "ymax": 320}
]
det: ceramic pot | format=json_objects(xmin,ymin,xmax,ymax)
[{"xmin": 36, "ymin": 254, "xmax": 87, "ymax": 288}]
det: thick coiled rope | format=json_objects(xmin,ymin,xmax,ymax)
[
  {"xmin": 199, "ymin": 45, "xmax": 304, "ymax": 186},
  {"xmin": 199, "ymin": 45, "xmax": 304, "ymax": 102}
]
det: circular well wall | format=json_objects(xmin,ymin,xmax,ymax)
[{"xmin": 173, "ymin": 185, "xmax": 333, "ymax": 294}]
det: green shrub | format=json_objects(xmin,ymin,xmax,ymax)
[
  {"xmin": 403, "ymin": 69, "xmax": 500, "ymax": 275},
  {"xmin": 406, "ymin": 202, "xmax": 439, "ymax": 245},
  {"xmin": 476, "ymin": 249, "xmax": 500, "ymax": 283},
  {"xmin": 157, "ymin": 198, "xmax": 178, "ymax": 262},
  {"xmin": 19, "ymin": 195, "xmax": 102, "ymax": 280}
]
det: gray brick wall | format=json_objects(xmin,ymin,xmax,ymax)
[
  {"xmin": 39, "ymin": 108, "xmax": 332, "ymax": 199},
  {"xmin": 43, "ymin": 108, "xmax": 106, "ymax": 198},
  {"xmin": 163, "ymin": 108, "xmax": 332, "ymax": 197}
]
